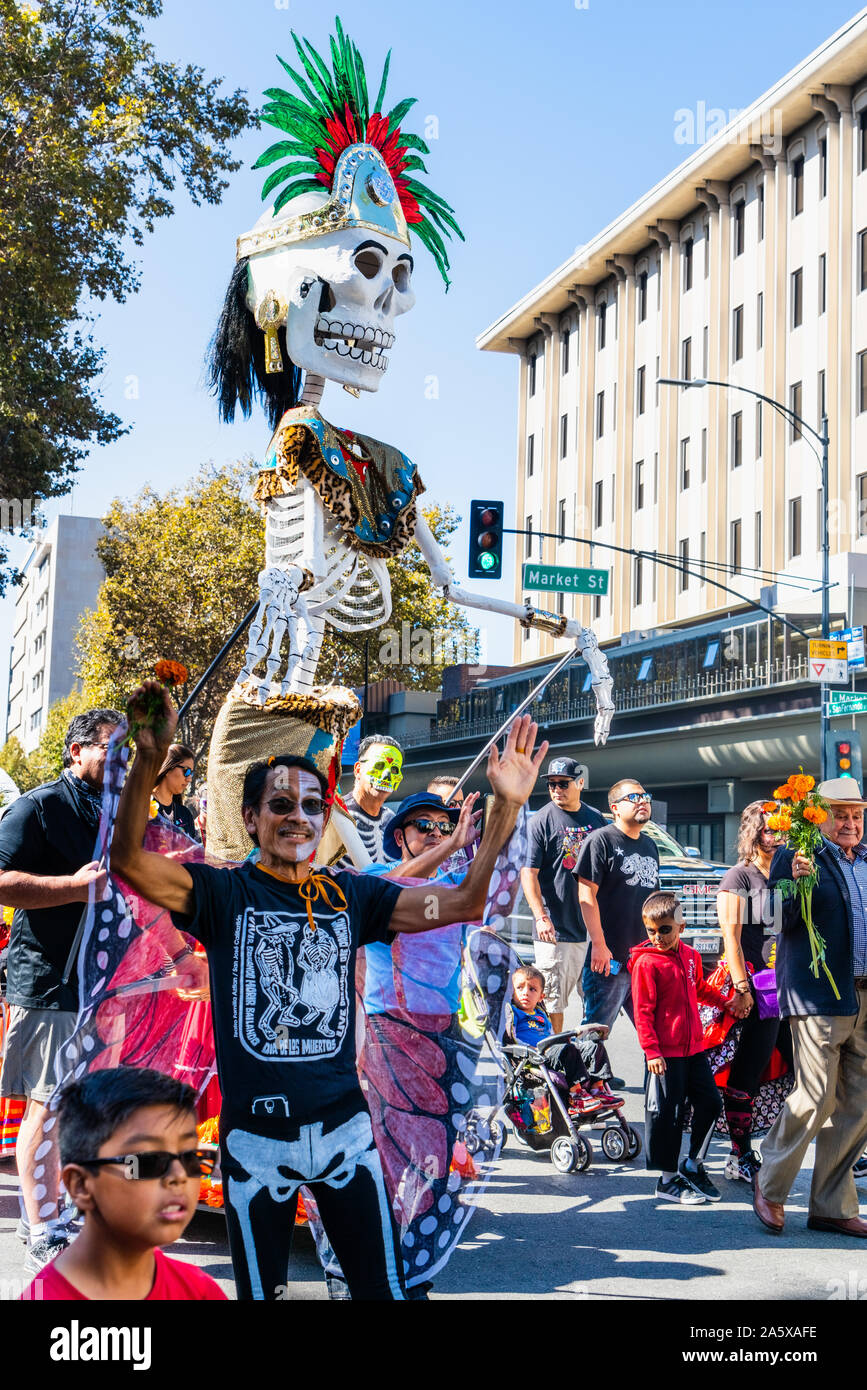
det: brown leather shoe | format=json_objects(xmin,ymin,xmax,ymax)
[
  {"xmin": 807, "ymin": 1215, "xmax": 867, "ymax": 1237},
  {"xmin": 753, "ymin": 1183, "xmax": 785, "ymax": 1234}
]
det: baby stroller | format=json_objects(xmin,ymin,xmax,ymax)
[{"xmin": 500, "ymin": 1024, "xmax": 642, "ymax": 1174}]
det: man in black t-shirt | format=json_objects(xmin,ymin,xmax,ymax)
[
  {"xmin": 521, "ymin": 757, "xmax": 604, "ymax": 1032},
  {"xmin": 0, "ymin": 707, "xmax": 122, "ymax": 1272},
  {"xmin": 113, "ymin": 682, "xmax": 547, "ymax": 1301},
  {"xmin": 574, "ymin": 777, "xmax": 660, "ymax": 1038}
]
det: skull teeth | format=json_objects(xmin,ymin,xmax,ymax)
[{"xmin": 314, "ymin": 316, "xmax": 394, "ymax": 355}]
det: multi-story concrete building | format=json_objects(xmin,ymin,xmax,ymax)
[
  {"xmin": 478, "ymin": 10, "xmax": 867, "ymax": 664},
  {"xmin": 5, "ymin": 516, "xmax": 105, "ymax": 753},
  {"xmin": 397, "ymin": 15, "xmax": 867, "ymax": 858}
]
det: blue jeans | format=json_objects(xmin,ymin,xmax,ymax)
[{"xmin": 580, "ymin": 959, "xmax": 635, "ymax": 1032}]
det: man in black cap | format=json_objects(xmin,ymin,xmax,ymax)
[{"xmin": 521, "ymin": 757, "xmax": 605, "ymax": 1033}]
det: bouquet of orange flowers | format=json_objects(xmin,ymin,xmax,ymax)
[{"xmin": 764, "ymin": 769, "xmax": 839, "ymax": 999}]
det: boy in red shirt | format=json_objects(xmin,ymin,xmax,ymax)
[
  {"xmin": 628, "ymin": 892, "xmax": 736, "ymax": 1206},
  {"xmin": 22, "ymin": 1067, "xmax": 227, "ymax": 1300}
]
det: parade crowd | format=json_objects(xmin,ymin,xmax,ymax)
[{"xmin": 0, "ymin": 696, "xmax": 865, "ymax": 1301}]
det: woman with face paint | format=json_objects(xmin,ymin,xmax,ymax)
[{"xmin": 339, "ymin": 736, "xmax": 404, "ymax": 865}]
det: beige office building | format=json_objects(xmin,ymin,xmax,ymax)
[{"xmin": 480, "ymin": 11, "xmax": 867, "ymax": 666}]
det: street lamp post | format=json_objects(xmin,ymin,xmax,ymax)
[{"xmin": 658, "ymin": 376, "xmax": 832, "ymax": 778}]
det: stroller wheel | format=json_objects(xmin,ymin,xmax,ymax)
[
  {"xmin": 601, "ymin": 1125, "xmax": 627, "ymax": 1161},
  {"xmin": 464, "ymin": 1132, "xmax": 480, "ymax": 1156},
  {"xmin": 490, "ymin": 1121, "xmax": 506, "ymax": 1151},
  {"xmin": 626, "ymin": 1126, "xmax": 642, "ymax": 1159},
  {"xmin": 550, "ymin": 1134, "xmax": 592, "ymax": 1174}
]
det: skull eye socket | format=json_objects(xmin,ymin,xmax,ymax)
[
  {"xmin": 354, "ymin": 248, "xmax": 381, "ymax": 279},
  {"xmin": 392, "ymin": 262, "xmax": 411, "ymax": 293}
]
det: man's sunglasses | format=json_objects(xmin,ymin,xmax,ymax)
[
  {"xmin": 80, "ymin": 1148, "xmax": 215, "ymax": 1181},
  {"xmin": 265, "ymin": 796, "xmax": 325, "ymax": 817},
  {"xmin": 615, "ymin": 792, "xmax": 652, "ymax": 804},
  {"xmin": 404, "ymin": 818, "xmax": 453, "ymax": 836},
  {"xmin": 547, "ymin": 779, "xmax": 574, "ymax": 790}
]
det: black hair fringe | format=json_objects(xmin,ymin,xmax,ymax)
[{"xmin": 207, "ymin": 258, "xmax": 303, "ymax": 429}]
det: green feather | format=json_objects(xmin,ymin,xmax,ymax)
[
  {"xmin": 260, "ymin": 160, "xmax": 318, "ymax": 199},
  {"xmin": 289, "ymin": 35, "xmax": 334, "ymax": 110},
  {"xmin": 385, "ymin": 96, "xmax": 417, "ymax": 134},
  {"xmin": 372, "ymin": 49, "xmax": 391, "ymax": 114},
  {"xmin": 396, "ymin": 131, "xmax": 430, "ymax": 155},
  {"xmin": 272, "ymin": 176, "xmax": 325, "ymax": 215},
  {"xmin": 252, "ymin": 139, "xmax": 308, "ymax": 170},
  {"xmin": 275, "ymin": 55, "xmax": 326, "ymax": 118}
]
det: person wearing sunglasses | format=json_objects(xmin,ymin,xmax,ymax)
[
  {"xmin": 521, "ymin": 756, "xmax": 605, "ymax": 1035},
  {"xmin": 151, "ymin": 743, "xmax": 199, "ymax": 841},
  {"xmin": 112, "ymin": 682, "xmax": 547, "ymax": 1301},
  {"xmin": 22, "ymin": 1066, "xmax": 227, "ymax": 1301},
  {"xmin": 573, "ymin": 778, "xmax": 660, "ymax": 1042}
]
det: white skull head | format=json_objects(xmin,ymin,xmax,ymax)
[{"xmin": 245, "ymin": 196, "xmax": 416, "ymax": 393}]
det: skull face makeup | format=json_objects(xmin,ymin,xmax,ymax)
[
  {"xmin": 358, "ymin": 744, "xmax": 403, "ymax": 793},
  {"xmin": 245, "ymin": 219, "xmax": 415, "ymax": 394}
]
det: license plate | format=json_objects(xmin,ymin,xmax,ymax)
[{"xmin": 696, "ymin": 935, "xmax": 720, "ymax": 953}]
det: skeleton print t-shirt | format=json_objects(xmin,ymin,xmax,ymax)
[
  {"xmin": 338, "ymin": 795, "xmax": 397, "ymax": 866},
  {"xmin": 174, "ymin": 860, "xmax": 401, "ymax": 1125},
  {"xmin": 573, "ymin": 825, "xmax": 660, "ymax": 964}
]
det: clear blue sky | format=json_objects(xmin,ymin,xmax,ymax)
[{"xmin": 4, "ymin": 0, "xmax": 862, "ymax": 721}]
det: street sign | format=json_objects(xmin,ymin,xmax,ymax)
[
  {"xmin": 834, "ymin": 625, "xmax": 866, "ymax": 670},
  {"xmin": 829, "ymin": 691, "xmax": 867, "ymax": 716},
  {"xmin": 522, "ymin": 562, "xmax": 609, "ymax": 594},
  {"xmin": 808, "ymin": 638, "xmax": 849, "ymax": 685}
]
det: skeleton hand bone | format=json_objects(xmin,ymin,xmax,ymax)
[
  {"xmin": 563, "ymin": 620, "xmax": 615, "ymax": 746},
  {"xmin": 238, "ymin": 565, "xmax": 314, "ymax": 703}
]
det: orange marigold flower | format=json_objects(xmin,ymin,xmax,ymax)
[
  {"xmin": 773, "ymin": 783, "xmax": 794, "ymax": 801},
  {"xmin": 762, "ymin": 802, "xmax": 777, "ymax": 814},
  {"xmin": 766, "ymin": 814, "xmax": 781, "ymax": 831},
  {"xmin": 803, "ymin": 804, "xmax": 828, "ymax": 825},
  {"xmin": 154, "ymin": 659, "xmax": 189, "ymax": 687},
  {"xmin": 790, "ymin": 774, "xmax": 812, "ymax": 801}
]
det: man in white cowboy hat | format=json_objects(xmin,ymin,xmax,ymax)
[{"xmin": 755, "ymin": 777, "xmax": 867, "ymax": 1237}]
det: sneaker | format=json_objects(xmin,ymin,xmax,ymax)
[
  {"xmin": 568, "ymin": 1086, "xmax": 603, "ymax": 1115},
  {"xmin": 725, "ymin": 1150, "xmax": 763, "ymax": 1185},
  {"xmin": 656, "ymin": 1174, "xmax": 707, "ymax": 1205},
  {"xmin": 589, "ymin": 1083, "xmax": 625, "ymax": 1109},
  {"xmin": 679, "ymin": 1160, "xmax": 722, "ymax": 1202},
  {"xmin": 853, "ymin": 1152, "xmax": 867, "ymax": 1180},
  {"xmin": 23, "ymin": 1233, "xmax": 69, "ymax": 1274}
]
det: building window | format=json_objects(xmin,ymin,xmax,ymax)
[
  {"xmin": 653, "ymin": 451, "xmax": 658, "ymax": 504},
  {"xmin": 561, "ymin": 329, "xmax": 570, "ymax": 375},
  {"xmin": 681, "ymin": 336, "xmax": 692, "ymax": 381},
  {"xmin": 30, "ymin": 709, "xmax": 42, "ymax": 731},
  {"xmin": 610, "ymin": 476, "xmax": 616, "ymax": 521},
  {"xmin": 730, "ymin": 518, "xmax": 742, "ymax": 574},
  {"xmin": 858, "ymin": 472, "xmax": 867, "ymax": 536},
  {"xmin": 558, "ymin": 498, "xmax": 566, "ymax": 541},
  {"xmin": 594, "ymin": 479, "xmax": 603, "ymax": 529},
  {"xmin": 635, "ymin": 459, "xmax": 645, "ymax": 511},
  {"xmin": 791, "ymin": 155, "xmax": 804, "ymax": 216},
  {"xmin": 526, "ymin": 434, "xmax": 534, "ymax": 476},
  {"xmin": 791, "ymin": 267, "xmax": 803, "ymax": 328},
  {"xmin": 637, "ymin": 656, "xmax": 654, "ymax": 682},
  {"xmin": 598, "ymin": 302, "xmax": 607, "ymax": 350},
  {"xmin": 702, "ymin": 325, "xmax": 708, "ymax": 375},
  {"xmin": 789, "ymin": 497, "xmax": 802, "ymax": 557},
  {"xmin": 683, "ymin": 237, "xmax": 694, "ymax": 291},
  {"xmin": 638, "ymin": 271, "xmax": 648, "ymax": 322},
  {"xmin": 528, "ymin": 353, "xmax": 536, "ymax": 397},
  {"xmin": 818, "ymin": 369, "xmax": 826, "ymax": 423},
  {"xmin": 678, "ymin": 539, "xmax": 689, "ymax": 591},
  {"xmin": 732, "ymin": 305, "xmax": 743, "ymax": 361},
  {"xmin": 860, "ymin": 233, "xmax": 867, "ymax": 294},
  {"xmin": 790, "ymin": 382, "xmax": 803, "ymax": 440},
  {"xmin": 820, "ymin": 137, "xmax": 827, "ymax": 198},
  {"xmin": 596, "ymin": 390, "xmax": 604, "ymax": 438},
  {"xmin": 860, "ymin": 109, "xmax": 867, "ymax": 173},
  {"xmin": 636, "ymin": 364, "xmax": 646, "ymax": 415},
  {"xmin": 733, "ymin": 200, "xmax": 745, "ymax": 257},
  {"xmin": 756, "ymin": 401, "xmax": 763, "ymax": 458},
  {"xmin": 560, "ymin": 413, "xmax": 568, "ymax": 458},
  {"xmin": 755, "ymin": 511, "xmax": 762, "ymax": 567},
  {"xmin": 593, "ymin": 594, "xmax": 602, "ymax": 620},
  {"xmin": 758, "ymin": 182, "xmax": 765, "ymax": 240},
  {"xmin": 859, "ymin": 351, "xmax": 867, "ymax": 413},
  {"xmin": 819, "ymin": 253, "xmax": 827, "ymax": 313},
  {"xmin": 525, "ymin": 514, "xmax": 533, "ymax": 558},
  {"xmin": 612, "ymin": 381, "xmax": 617, "ymax": 428},
  {"xmin": 701, "ymin": 428, "xmax": 707, "ymax": 482},
  {"xmin": 633, "ymin": 555, "xmax": 643, "ymax": 606},
  {"xmin": 757, "ymin": 291, "xmax": 763, "ymax": 349},
  {"xmin": 731, "ymin": 411, "xmax": 743, "ymax": 469},
  {"xmin": 700, "ymin": 531, "xmax": 706, "ymax": 585},
  {"xmin": 680, "ymin": 437, "xmax": 690, "ymax": 491}
]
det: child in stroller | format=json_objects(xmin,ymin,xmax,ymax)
[{"xmin": 503, "ymin": 965, "xmax": 641, "ymax": 1173}]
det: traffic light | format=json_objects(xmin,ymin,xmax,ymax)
[
  {"xmin": 468, "ymin": 499, "xmax": 504, "ymax": 579},
  {"xmin": 825, "ymin": 731, "xmax": 863, "ymax": 786}
]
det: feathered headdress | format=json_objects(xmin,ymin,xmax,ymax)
[{"xmin": 236, "ymin": 17, "xmax": 463, "ymax": 288}]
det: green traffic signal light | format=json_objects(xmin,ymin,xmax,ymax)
[
  {"xmin": 479, "ymin": 551, "xmax": 496, "ymax": 571},
  {"xmin": 468, "ymin": 499, "xmax": 504, "ymax": 579}
]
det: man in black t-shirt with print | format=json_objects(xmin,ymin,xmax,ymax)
[
  {"xmin": 521, "ymin": 757, "xmax": 604, "ymax": 1033},
  {"xmin": 112, "ymin": 682, "xmax": 547, "ymax": 1302},
  {"xmin": 574, "ymin": 777, "xmax": 660, "ymax": 1038}
]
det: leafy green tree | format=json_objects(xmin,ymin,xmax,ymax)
[
  {"xmin": 0, "ymin": 0, "xmax": 253, "ymax": 590},
  {"xmin": 0, "ymin": 734, "xmax": 39, "ymax": 792}
]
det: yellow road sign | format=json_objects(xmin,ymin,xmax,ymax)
[{"xmin": 809, "ymin": 639, "xmax": 848, "ymax": 661}]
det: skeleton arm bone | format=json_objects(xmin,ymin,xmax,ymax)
[{"xmin": 412, "ymin": 513, "xmax": 614, "ymax": 745}]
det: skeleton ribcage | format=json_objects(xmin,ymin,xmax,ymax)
[{"xmin": 264, "ymin": 483, "xmax": 392, "ymax": 633}]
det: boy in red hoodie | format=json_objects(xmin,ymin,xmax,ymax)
[{"xmin": 629, "ymin": 891, "xmax": 737, "ymax": 1205}]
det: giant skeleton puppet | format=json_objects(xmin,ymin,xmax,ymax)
[{"xmin": 206, "ymin": 21, "xmax": 614, "ymax": 863}]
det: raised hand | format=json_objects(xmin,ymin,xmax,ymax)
[
  {"xmin": 126, "ymin": 680, "xmax": 178, "ymax": 756},
  {"xmin": 453, "ymin": 791, "xmax": 481, "ymax": 850},
  {"xmin": 486, "ymin": 714, "xmax": 548, "ymax": 807}
]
